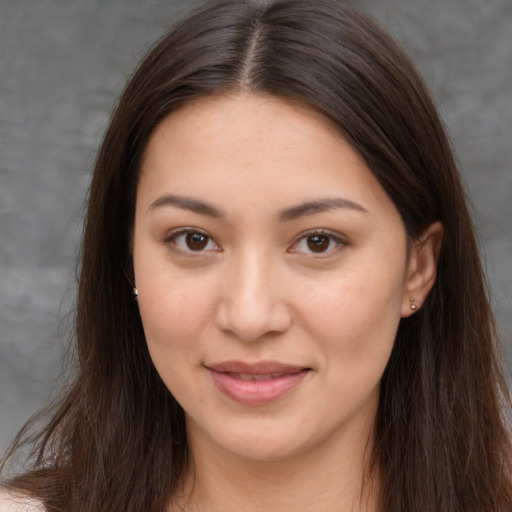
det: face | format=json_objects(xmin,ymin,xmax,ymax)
[{"xmin": 133, "ymin": 94, "xmax": 415, "ymax": 463}]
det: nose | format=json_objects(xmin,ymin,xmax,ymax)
[{"xmin": 215, "ymin": 250, "xmax": 292, "ymax": 342}]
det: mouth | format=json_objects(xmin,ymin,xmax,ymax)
[
  {"xmin": 206, "ymin": 361, "xmax": 311, "ymax": 406},
  {"xmin": 226, "ymin": 372, "xmax": 298, "ymax": 381}
]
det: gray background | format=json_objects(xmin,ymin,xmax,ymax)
[{"xmin": 0, "ymin": 0, "xmax": 511, "ymax": 454}]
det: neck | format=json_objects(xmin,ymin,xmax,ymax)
[{"xmin": 171, "ymin": 417, "xmax": 379, "ymax": 512}]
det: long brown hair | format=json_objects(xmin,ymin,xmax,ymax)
[{"xmin": 2, "ymin": 1, "xmax": 511, "ymax": 511}]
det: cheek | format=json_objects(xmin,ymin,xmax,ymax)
[
  {"xmin": 296, "ymin": 262, "xmax": 404, "ymax": 366},
  {"xmin": 136, "ymin": 278, "xmax": 217, "ymax": 400},
  {"xmin": 132, "ymin": 238, "xmax": 219, "ymax": 393},
  {"xmin": 138, "ymin": 278, "xmax": 216, "ymax": 344}
]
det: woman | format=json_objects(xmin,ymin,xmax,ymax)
[{"xmin": 1, "ymin": 0, "xmax": 511, "ymax": 511}]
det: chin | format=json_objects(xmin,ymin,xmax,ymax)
[
  {"xmin": 221, "ymin": 434, "xmax": 311, "ymax": 463},
  {"xmin": 187, "ymin": 412, "xmax": 310, "ymax": 461}
]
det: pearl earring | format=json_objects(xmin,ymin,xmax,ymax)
[{"xmin": 410, "ymin": 297, "xmax": 417, "ymax": 311}]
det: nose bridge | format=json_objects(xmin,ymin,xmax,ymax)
[{"xmin": 216, "ymin": 246, "xmax": 291, "ymax": 341}]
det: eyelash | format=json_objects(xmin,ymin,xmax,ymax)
[
  {"xmin": 288, "ymin": 229, "xmax": 347, "ymax": 257},
  {"xmin": 165, "ymin": 228, "xmax": 221, "ymax": 254},
  {"xmin": 164, "ymin": 228, "xmax": 347, "ymax": 256}
]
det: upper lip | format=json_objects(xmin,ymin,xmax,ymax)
[{"xmin": 206, "ymin": 361, "xmax": 309, "ymax": 375}]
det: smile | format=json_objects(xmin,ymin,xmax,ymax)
[
  {"xmin": 206, "ymin": 361, "xmax": 311, "ymax": 406},
  {"xmin": 228, "ymin": 373, "xmax": 290, "ymax": 381}
]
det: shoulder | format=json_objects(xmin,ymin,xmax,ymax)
[{"xmin": 0, "ymin": 489, "xmax": 45, "ymax": 512}]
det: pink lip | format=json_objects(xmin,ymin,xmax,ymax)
[{"xmin": 206, "ymin": 361, "xmax": 310, "ymax": 406}]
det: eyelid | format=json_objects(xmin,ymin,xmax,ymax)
[
  {"xmin": 288, "ymin": 229, "xmax": 347, "ymax": 256},
  {"xmin": 164, "ymin": 227, "xmax": 221, "ymax": 254}
]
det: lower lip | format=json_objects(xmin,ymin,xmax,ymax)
[{"xmin": 208, "ymin": 369, "xmax": 309, "ymax": 406}]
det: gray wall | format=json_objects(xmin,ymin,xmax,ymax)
[{"xmin": 1, "ymin": 0, "xmax": 511, "ymax": 453}]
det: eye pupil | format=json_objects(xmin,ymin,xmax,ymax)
[
  {"xmin": 186, "ymin": 232, "xmax": 209, "ymax": 251},
  {"xmin": 307, "ymin": 235, "xmax": 329, "ymax": 253}
]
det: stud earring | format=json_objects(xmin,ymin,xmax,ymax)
[
  {"xmin": 410, "ymin": 297, "xmax": 417, "ymax": 311},
  {"xmin": 133, "ymin": 287, "xmax": 139, "ymax": 300}
]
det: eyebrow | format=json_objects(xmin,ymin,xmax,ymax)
[
  {"xmin": 147, "ymin": 194, "xmax": 367, "ymax": 221},
  {"xmin": 278, "ymin": 197, "xmax": 368, "ymax": 221},
  {"xmin": 148, "ymin": 194, "xmax": 226, "ymax": 218}
]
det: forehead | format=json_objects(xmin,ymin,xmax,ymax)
[
  {"xmin": 142, "ymin": 93, "xmax": 351, "ymax": 166},
  {"xmin": 137, "ymin": 93, "xmax": 396, "ymax": 219}
]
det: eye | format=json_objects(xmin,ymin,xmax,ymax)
[
  {"xmin": 290, "ymin": 231, "xmax": 346, "ymax": 256},
  {"xmin": 166, "ymin": 229, "xmax": 220, "ymax": 253}
]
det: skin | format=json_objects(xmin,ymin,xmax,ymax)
[{"xmin": 133, "ymin": 93, "xmax": 442, "ymax": 512}]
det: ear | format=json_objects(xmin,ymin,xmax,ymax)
[{"xmin": 401, "ymin": 221, "xmax": 443, "ymax": 318}]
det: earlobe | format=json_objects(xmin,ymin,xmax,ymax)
[{"xmin": 401, "ymin": 221, "xmax": 443, "ymax": 317}]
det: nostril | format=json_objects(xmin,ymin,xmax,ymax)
[{"xmin": 214, "ymin": 297, "xmax": 292, "ymax": 342}]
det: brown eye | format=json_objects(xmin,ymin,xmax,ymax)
[
  {"xmin": 168, "ymin": 230, "xmax": 219, "ymax": 253},
  {"xmin": 186, "ymin": 232, "xmax": 209, "ymax": 251},
  {"xmin": 291, "ymin": 231, "xmax": 345, "ymax": 256},
  {"xmin": 306, "ymin": 235, "xmax": 330, "ymax": 253}
]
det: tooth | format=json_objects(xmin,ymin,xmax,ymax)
[
  {"xmin": 253, "ymin": 374, "xmax": 273, "ymax": 381},
  {"xmin": 228, "ymin": 373, "xmax": 286, "ymax": 381}
]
